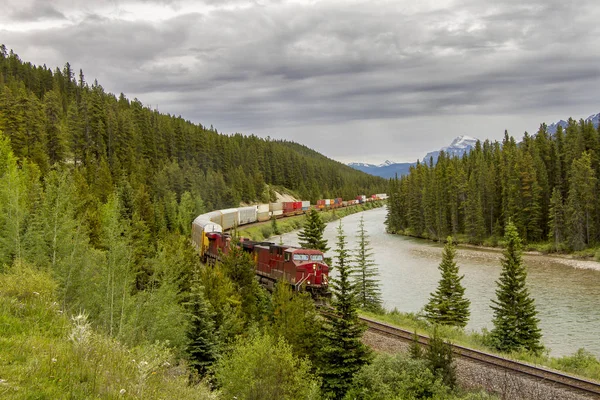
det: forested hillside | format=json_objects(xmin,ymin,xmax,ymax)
[
  {"xmin": 0, "ymin": 46, "xmax": 386, "ymax": 397},
  {"xmin": 0, "ymin": 45, "xmax": 384, "ymax": 214},
  {"xmin": 387, "ymin": 120, "xmax": 600, "ymax": 252}
]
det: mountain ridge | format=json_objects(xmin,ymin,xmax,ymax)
[{"xmin": 350, "ymin": 112, "xmax": 600, "ymax": 178}]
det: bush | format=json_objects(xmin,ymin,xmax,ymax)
[
  {"xmin": 344, "ymin": 353, "xmax": 449, "ymax": 400},
  {"xmin": 214, "ymin": 333, "xmax": 320, "ymax": 400}
]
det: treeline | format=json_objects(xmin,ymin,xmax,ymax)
[
  {"xmin": 386, "ymin": 119, "xmax": 600, "ymax": 251},
  {"xmin": 0, "ymin": 45, "xmax": 385, "ymax": 215}
]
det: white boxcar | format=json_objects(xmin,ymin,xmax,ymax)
[
  {"xmin": 219, "ymin": 208, "xmax": 239, "ymax": 230},
  {"xmin": 301, "ymin": 201, "xmax": 310, "ymax": 208},
  {"xmin": 272, "ymin": 210, "xmax": 284, "ymax": 217},
  {"xmin": 269, "ymin": 202, "xmax": 283, "ymax": 212},
  {"xmin": 238, "ymin": 206, "xmax": 258, "ymax": 225},
  {"xmin": 205, "ymin": 210, "xmax": 222, "ymax": 225}
]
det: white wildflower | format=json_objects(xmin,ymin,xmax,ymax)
[
  {"xmin": 119, "ymin": 388, "xmax": 126, "ymax": 395},
  {"xmin": 68, "ymin": 312, "xmax": 91, "ymax": 346}
]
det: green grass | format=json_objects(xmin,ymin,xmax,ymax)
[
  {"xmin": 0, "ymin": 263, "xmax": 216, "ymax": 399},
  {"xmin": 238, "ymin": 201, "xmax": 385, "ymax": 241},
  {"xmin": 360, "ymin": 309, "xmax": 600, "ymax": 383}
]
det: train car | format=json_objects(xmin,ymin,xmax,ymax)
[
  {"xmin": 192, "ymin": 216, "xmax": 223, "ymax": 258},
  {"xmin": 238, "ymin": 206, "xmax": 258, "ymax": 225},
  {"xmin": 197, "ymin": 228, "xmax": 330, "ymax": 297},
  {"xmin": 218, "ymin": 208, "xmax": 239, "ymax": 230},
  {"xmin": 252, "ymin": 244, "xmax": 329, "ymax": 294},
  {"xmin": 301, "ymin": 201, "xmax": 310, "ymax": 211}
]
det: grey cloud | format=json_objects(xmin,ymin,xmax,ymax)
[
  {"xmin": 11, "ymin": 1, "xmax": 66, "ymax": 22},
  {"xmin": 3, "ymin": 0, "xmax": 600, "ymax": 162}
]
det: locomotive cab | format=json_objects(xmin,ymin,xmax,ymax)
[{"xmin": 285, "ymin": 248, "xmax": 329, "ymax": 290}]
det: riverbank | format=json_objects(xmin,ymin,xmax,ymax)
[
  {"xmin": 237, "ymin": 201, "xmax": 385, "ymax": 241},
  {"xmin": 390, "ymin": 230, "xmax": 600, "ymax": 272}
]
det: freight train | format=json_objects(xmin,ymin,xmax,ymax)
[{"xmin": 191, "ymin": 195, "xmax": 385, "ymax": 296}]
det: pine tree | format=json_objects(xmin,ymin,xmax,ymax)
[
  {"xmin": 352, "ymin": 215, "xmax": 383, "ymax": 313},
  {"xmin": 270, "ymin": 282, "xmax": 322, "ymax": 361},
  {"xmin": 565, "ymin": 152, "xmax": 597, "ymax": 250},
  {"xmin": 408, "ymin": 330, "xmax": 423, "ymax": 360},
  {"xmin": 319, "ymin": 221, "xmax": 371, "ymax": 399},
  {"xmin": 490, "ymin": 221, "xmax": 543, "ymax": 353},
  {"xmin": 298, "ymin": 209, "xmax": 329, "ymax": 253},
  {"xmin": 185, "ymin": 276, "xmax": 218, "ymax": 377},
  {"xmin": 425, "ymin": 328, "xmax": 456, "ymax": 389},
  {"xmin": 271, "ymin": 215, "xmax": 280, "ymax": 235},
  {"xmin": 548, "ymin": 187, "xmax": 565, "ymax": 250},
  {"xmin": 423, "ymin": 237, "xmax": 470, "ymax": 328}
]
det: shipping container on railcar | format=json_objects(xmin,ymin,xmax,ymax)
[
  {"xmin": 269, "ymin": 202, "xmax": 283, "ymax": 212},
  {"xmin": 283, "ymin": 201, "xmax": 295, "ymax": 215},
  {"xmin": 257, "ymin": 204, "xmax": 270, "ymax": 222},
  {"xmin": 301, "ymin": 200, "xmax": 310, "ymax": 211}
]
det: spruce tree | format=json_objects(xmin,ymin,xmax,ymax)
[
  {"xmin": 185, "ymin": 276, "xmax": 218, "ymax": 377},
  {"xmin": 423, "ymin": 237, "xmax": 470, "ymax": 328},
  {"xmin": 319, "ymin": 221, "xmax": 371, "ymax": 399},
  {"xmin": 548, "ymin": 187, "xmax": 565, "ymax": 250},
  {"xmin": 298, "ymin": 209, "xmax": 329, "ymax": 253},
  {"xmin": 425, "ymin": 328, "xmax": 456, "ymax": 389},
  {"xmin": 490, "ymin": 221, "xmax": 543, "ymax": 353},
  {"xmin": 352, "ymin": 215, "xmax": 383, "ymax": 313}
]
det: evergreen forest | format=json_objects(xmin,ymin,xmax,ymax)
[
  {"xmin": 386, "ymin": 122, "xmax": 600, "ymax": 253},
  {"xmin": 0, "ymin": 45, "xmax": 385, "ymax": 216}
]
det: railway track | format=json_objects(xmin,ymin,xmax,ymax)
[{"xmin": 360, "ymin": 315, "xmax": 600, "ymax": 399}]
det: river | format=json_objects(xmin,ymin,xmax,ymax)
[{"xmin": 276, "ymin": 206, "xmax": 600, "ymax": 358}]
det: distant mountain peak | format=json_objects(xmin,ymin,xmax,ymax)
[
  {"xmin": 378, "ymin": 159, "xmax": 395, "ymax": 167},
  {"xmin": 347, "ymin": 135, "xmax": 479, "ymax": 178},
  {"xmin": 447, "ymin": 135, "xmax": 477, "ymax": 149},
  {"xmin": 422, "ymin": 135, "xmax": 479, "ymax": 163},
  {"xmin": 547, "ymin": 113, "xmax": 599, "ymax": 134}
]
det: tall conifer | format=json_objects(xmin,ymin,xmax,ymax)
[
  {"xmin": 185, "ymin": 276, "xmax": 218, "ymax": 377},
  {"xmin": 423, "ymin": 237, "xmax": 470, "ymax": 328},
  {"xmin": 490, "ymin": 222, "xmax": 543, "ymax": 353},
  {"xmin": 320, "ymin": 221, "xmax": 371, "ymax": 399},
  {"xmin": 298, "ymin": 209, "xmax": 329, "ymax": 253},
  {"xmin": 352, "ymin": 215, "xmax": 382, "ymax": 313}
]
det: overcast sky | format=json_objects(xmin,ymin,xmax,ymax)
[{"xmin": 2, "ymin": 0, "xmax": 599, "ymax": 164}]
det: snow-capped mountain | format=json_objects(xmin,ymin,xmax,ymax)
[
  {"xmin": 348, "ymin": 161, "xmax": 413, "ymax": 179},
  {"xmin": 348, "ymin": 135, "xmax": 479, "ymax": 178},
  {"xmin": 378, "ymin": 160, "xmax": 396, "ymax": 167},
  {"xmin": 347, "ymin": 162, "xmax": 378, "ymax": 169},
  {"xmin": 547, "ymin": 113, "xmax": 600, "ymax": 134},
  {"xmin": 421, "ymin": 135, "xmax": 478, "ymax": 164}
]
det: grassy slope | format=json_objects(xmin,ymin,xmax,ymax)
[{"xmin": 0, "ymin": 263, "xmax": 215, "ymax": 400}]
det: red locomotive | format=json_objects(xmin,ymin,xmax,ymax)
[{"xmin": 203, "ymin": 231, "xmax": 330, "ymax": 297}]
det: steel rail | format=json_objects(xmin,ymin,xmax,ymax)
[{"xmin": 360, "ymin": 315, "xmax": 600, "ymax": 398}]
